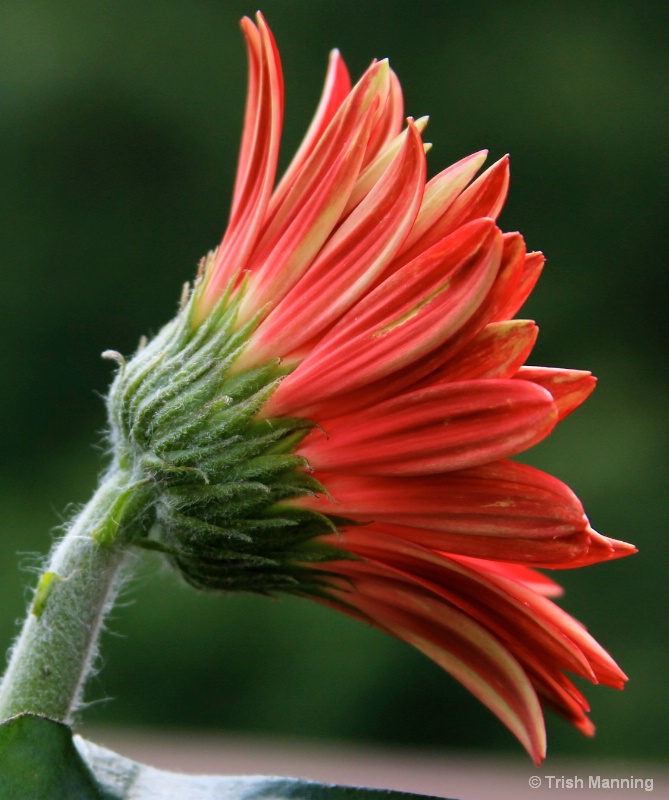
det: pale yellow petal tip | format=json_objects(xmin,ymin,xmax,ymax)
[
  {"xmin": 469, "ymin": 149, "xmax": 489, "ymax": 169},
  {"xmin": 375, "ymin": 57, "xmax": 390, "ymax": 77}
]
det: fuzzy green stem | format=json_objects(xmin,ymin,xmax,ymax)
[{"xmin": 0, "ymin": 468, "xmax": 139, "ymax": 722}]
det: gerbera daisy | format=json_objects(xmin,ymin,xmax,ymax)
[{"xmin": 105, "ymin": 12, "xmax": 634, "ymax": 764}]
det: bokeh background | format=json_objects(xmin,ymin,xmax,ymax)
[{"xmin": 1, "ymin": 0, "xmax": 667, "ymax": 764}]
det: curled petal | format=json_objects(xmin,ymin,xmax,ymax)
[
  {"xmin": 257, "ymin": 59, "xmax": 390, "ymax": 247},
  {"xmin": 343, "ymin": 116, "xmax": 428, "ymax": 215},
  {"xmin": 414, "ymin": 232, "xmax": 531, "ymax": 371},
  {"xmin": 317, "ymin": 530, "xmax": 626, "ymax": 750},
  {"xmin": 363, "ymin": 66, "xmax": 406, "ymax": 165},
  {"xmin": 451, "ymin": 557, "xmax": 565, "ymax": 598},
  {"xmin": 196, "ymin": 14, "xmax": 283, "ymax": 318},
  {"xmin": 334, "ymin": 231, "xmax": 532, "ymax": 412},
  {"xmin": 331, "ymin": 531, "xmax": 624, "ymax": 687},
  {"xmin": 529, "ymin": 668, "xmax": 595, "ymax": 736},
  {"xmin": 440, "ymin": 155, "xmax": 510, "ymax": 232}
]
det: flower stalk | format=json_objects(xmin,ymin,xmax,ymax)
[{"xmin": 0, "ymin": 469, "xmax": 149, "ymax": 722}]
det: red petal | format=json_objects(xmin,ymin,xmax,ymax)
[
  {"xmin": 451, "ymin": 556, "xmax": 564, "ymax": 597},
  {"xmin": 247, "ymin": 119, "xmax": 426, "ymax": 361},
  {"xmin": 320, "ymin": 232, "xmax": 530, "ymax": 415},
  {"xmin": 397, "ymin": 151, "xmax": 488, "ymax": 256},
  {"xmin": 422, "ymin": 319, "xmax": 538, "ymax": 383},
  {"xmin": 493, "ymin": 250, "xmax": 545, "ymax": 321},
  {"xmin": 394, "ymin": 155, "xmax": 510, "ymax": 269},
  {"xmin": 255, "ymin": 59, "xmax": 389, "ymax": 250},
  {"xmin": 298, "ymin": 461, "xmax": 596, "ymax": 565},
  {"xmin": 236, "ymin": 101, "xmax": 379, "ymax": 326},
  {"xmin": 196, "ymin": 14, "xmax": 284, "ymax": 318},
  {"xmin": 299, "ymin": 379, "xmax": 557, "ymax": 475},
  {"xmin": 330, "ymin": 534, "xmax": 600, "ymax": 682},
  {"xmin": 235, "ymin": 64, "xmax": 392, "ymax": 323},
  {"xmin": 529, "ymin": 668, "xmax": 595, "ymax": 736},
  {"xmin": 362, "ymin": 67, "xmax": 405, "ymax": 165},
  {"xmin": 410, "ymin": 231, "xmax": 529, "ymax": 370},
  {"xmin": 515, "ymin": 366, "xmax": 597, "ymax": 420},
  {"xmin": 343, "ymin": 116, "xmax": 428, "ymax": 216},
  {"xmin": 270, "ymin": 49, "xmax": 352, "ymax": 214},
  {"xmin": 268, "ymin": 219, "xmax": 502, "ymax": 416},
  {"xmin": 372, "ymin": 536, "xmax": 626, "ymax": 687}
]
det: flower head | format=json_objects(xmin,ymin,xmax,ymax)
[{"xmin": 108, "ymin": 13, "xmax": 635, "ymax": 764}]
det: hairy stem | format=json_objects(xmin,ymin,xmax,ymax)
[{"xmin": 0, "ymin": 468, "xmax": 138, "ymax": 722}]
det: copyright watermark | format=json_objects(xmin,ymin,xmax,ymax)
[{"xmin": 528, "ymin": 774, "xmax": 654, "ymax": 792}]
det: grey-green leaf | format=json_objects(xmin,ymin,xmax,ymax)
[{"xmin": 0, "ymin": 714, "xmax": 456, "ymax": 800}]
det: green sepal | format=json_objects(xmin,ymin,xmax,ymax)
[
  {"xmin": 231, "ymin": 453, "xmax": 310, "ymax": 481},
  {"xmin": 160, "ymin": 482, "xmax": 274, "ymax": 514},
  {"xmin": 102, "ymin": 284, "xmax": 356, "ymax": 597},
  {"xmin": 172, "ymin": 552, "xmax": 340, "ymax": 597},
  {"xmin": 154, "ymin": 502, "xmax": 344, "ymax": 597}
]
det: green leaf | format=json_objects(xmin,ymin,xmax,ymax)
[{"xmin": 0, "ymin": 714, "xmax": 458, "ymax": 800}]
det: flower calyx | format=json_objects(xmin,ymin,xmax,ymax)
[{"xmin": 104, "ymin": 284, "xmax": 347, "ymax": 597}]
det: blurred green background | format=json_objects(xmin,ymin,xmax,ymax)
[{"xmin": 1, "ymin": 0, "xmax": 667, "ymax": 763}]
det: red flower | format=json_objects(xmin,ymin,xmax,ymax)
[{"xmin": 188, "ymin": 13, "xmax": 635, "ymax": 763}]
